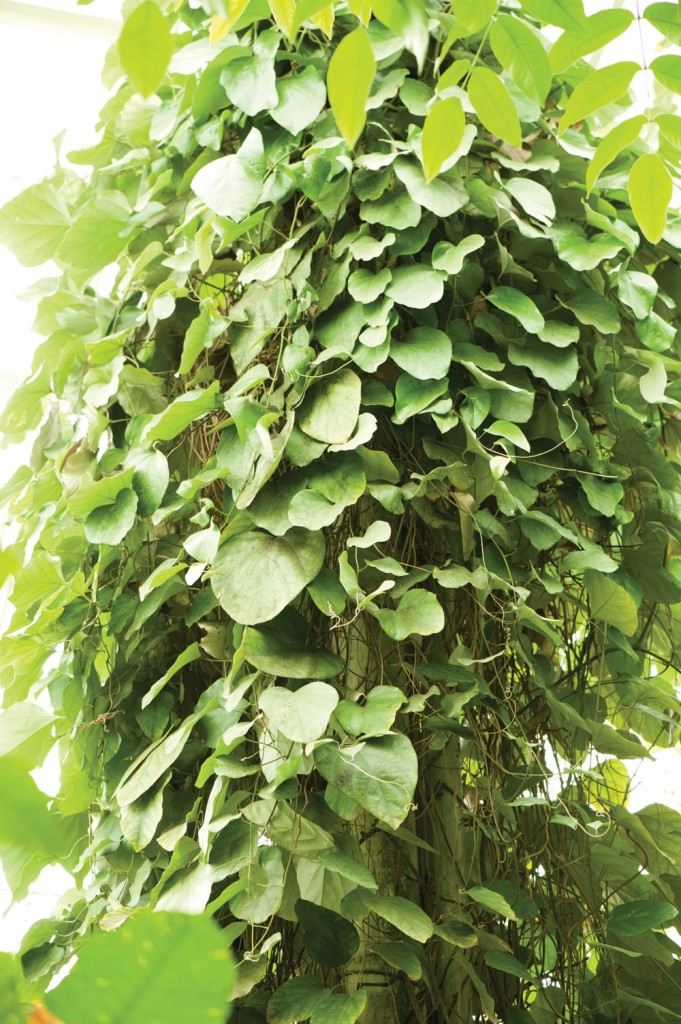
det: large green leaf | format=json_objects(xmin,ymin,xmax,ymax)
[
  {"xmin": 84, "ymin": 487, "xmax": 138, "ymax": 546},
  {"xmin": 272, "ymin": 67, "xmax": 327, "ymax": 135},
  {"xmin": 118, "ymin": 1, "xmax": 173, "ymax": 97},
  {"xmin": 260, "ymin": 682, "xmax": 338, "ymax": 742},
  {"xmin": 421, "ymin": 97, "xmax": 465, "ymax": 182},
  {"xmin": 376, "ymin": 589, "xmax": 445, "ymax": 640},
  {"xmin": 298, "ymin": 368, "xmax": 362, "ymax": 444},
  {"xmin": 368, "ymin": 896, "xmax": 433, "ymax": 942},
  {"xmin": 585, "ymin": 570, "xmax": 638, "ymax": 636},
  {"xmin": 467, "ymin": 68, "xmax": 522, "ymax": 148},
  {"xmin": 46, "ymin": 910, "xmax": 234, "ymax": 1024},
  {"xmin": 608, "ymin": 900, "xmax": 678, "ymax": 936},
  {"xmin": 390, "ymin": 327, "xmax": 452, "ymax": 380},
  {"xmin": 490, "ymin": 15, "xmax": 551, "ymax": 104},
  {"xmin": 327, "ymin": 27, "xmax": 375, "ymax": 148},
  {"xmin": 295, "ymin": 900, "xmax": 360, "ymax": 967},
  {"xmin": 314, "ymin": 733, "xmax": 418, "ymax": 829},
  {"xmin": 628, "ymin": 153, "xmax": 672, "ymax": 244},
  {"xmin": 211, "ymin": 528, "xmax": 325, "ymax": 624},
  {"xmin": 386, "ymin": 265, "xmax": 446, "ymax": 309},
  {"xmin": 0, "ymin": 756, "xmax": 69, "ymax": 860},
  {"xmin": 57, "ymin": 193, "xmax": 130, "ymax": 272},
  {"xmin": 558, "ymin": 62, "xmax": 639, "ymax": 135},
  {"xmin": 242, "ymin": 616, "xmax": 343, "ymax": 678}
]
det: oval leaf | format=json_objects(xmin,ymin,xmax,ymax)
[
  {"xmin": 118, "ymin": 1, "xmax": 173, "ymax": 98},
  {"xmin": 558, "ymin": 62, "xmax": 639, "ymax": 136},
  {"xmin": 490, "ymin": 15, "xmax": 552, "ymax": 104},
  {"xmin": 586, "ymin": 115, "xmax": 646, "ymax": 194},
  {"xmin": 628, "ymin": 153, "xmax": 672, "ymax": 244},
  {"xmin": 327, "ymin": 27, "xmax": 376, "ymax": 148},
  {"xmin": 422, "ymin": 97, "xmax": 466, "ymax": 181},
  {"xmin": 468, "ymin": 67, "xmax": 522, "ymax": 148}
]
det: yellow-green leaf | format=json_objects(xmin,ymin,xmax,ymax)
[
  {"xmin": 209, "ymin": 0, "xmax": 252, "ymax": 42},
  {"xmin": 650, "ymin": 54, "xmax": 681, "ymax": 96},
  {"xmin": 519, "ymin": 0, "xmax": 586, "ymax": 31},
  {"xmin": 347, "ymin": 0, "xmax": 372, "ymax": 23},
  {"xmin": 558, "ymin": 62, "xmax": 639, "ymax": 136},
  {"xmin": 627, "ymin": 153, "xmax": 672, "ymax": 244},
  {"xmin": 269, "ymin": 0, "xmax": 296, "ymax": 38},
  {"xmin": 586, "ymin": 115, "xmax": 646, "ymax": 194},
  {"xmin": 451, "ymin": 0, "xmax": 497, "ymax": 37},
  {"xmin": 657, "ymin": 112, "xmax": 681, "ymax": 149},
  {"xmin": 490, "ymin": 15, "xmax": 552, "ymax": 105},
  {"xmin": 550, "ymin": 10, "xmax": 634, "ymax": 74},
  {"xmin": 644, "ymin": 3, "xmax": 681, "ymax": 46},
  {"xmin": 118, "ymin": 1, "xmax": 173, "ymax": 98},
  {"xmin": 327, "ymin": 27, "xmax": 376, "ymax": 148},
  {"xmin": 467, "ymin": 67, "xmax": 522, "ymax": 148},
  {"xmin": 436, "ymin": 58, "xmax": 470, "ymax": 93},
  {"xmin": 422, "ymin": 97, "xmax": 466, "ymax": 182}
]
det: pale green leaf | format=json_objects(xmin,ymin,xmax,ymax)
[
  {"xmin": 585, "ymin": 569, "xmax": 638, "ymax": 636},
  {"xmin": 191, "ymin": 129, "xmax": 265, "ymax": 220},
  {"xmin": 260, "ymin": 682, "xmax": 338, "ymax": 743},
  {"xmin": 327, "ymin": 27, "xmax": 376, "ymax": 148},
  {"xmin": 432, "ymin": 235, "xmax": 485, "ymax": 274},
  {"xmin": 505, "ymin": 178, "xmax": 555, "ymax": 225},
  {"xmin": 118, "ymin": 2, "xmax": 173, "ymax": 97},
  {"xmin": 46, "ymin": 910, "xmax": 234, "ymax": 1024},
  {"xmin": 645, "ymin": 4, "xmax": 681, "ymax": 46},
  {"xmin": 468, "ymin": 67, "xmax": 522, "ymax": 148},
  {"xmin": 144, "ymin": 381, "xmax": 220, "ymax": 442},
  {"xmin": 586, "ymin": 116, "xmax": 646, "ymax": 194},
  {"xmin": 558, "ymin": 62, "xmax": 639, "ymax": 136},
  {"xmin": 57, "ymin": 193, "xmax": 130, "ymax": 272},
  {"xmin": 272, "ymin": 67, "xmax": 327, "ymax": 135},
  {"xmin": 628, "ymin": 153, "xmax": 672, "ymax": 243},
  {"xmin": 490, "ymin": 15, "xmax": 552, "ymax": 105},
  {"xmin": 386, "ymin": 265, "xmax": 446, "ymax": 309},
  {"xmin": 335, "ymin": 686, "xmax": 405, "ymax": 738},
  {"xmin": 0, "ymin": 756, "xmax": 68, "ymax": 859},
  {"xmin": 451, "ymin": 0, "xmax": 497, "ymax": 36},
  {"xmin": 179, "ymin": 306, "xmax": 226, "ymax": 376},
  {"xmin": 130, "ymin": 448, "xmax": 170, "ymax": 516},
  {"xmin": 0, "ymin": 180, "xmax": 70, "ymax": 267},
  {"xmin": 211, "ymin": 528, "xmax": 325, "ymax": 625},
  {"xmin": 142, "ymin": 642, "xmax": 201, "ymax": 708},
  {"xmin": 377, "ymin": 589, "xmax": 445, "ymax": 640},
  {"xmin": 422, "ymin": 97, "xmax": 466, "ymax": 181},
  {"xmin": 640, "ymin": 357, "xmax": 667, "ymax": 404}
]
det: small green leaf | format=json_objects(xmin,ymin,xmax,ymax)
[
  {"xmin": 468, "ymin": 67, "xmax": 522, "ymax": 148},
  {"xmin": 467, "ymin": 885, "xmax": 517, "ymax": 920},
  {"xmin": 640, "ymin": 357, "xmax": 667, "ymax": 404},
  {"xmin": 586, "ymin": 116, "xmax": 646, "ymax": 194},
  {"xmin": 585, "ymin": 569, "xmax": 638, "ymax": 636},
  {"xmin": 144, "ymin": 382, "xmax": 220, "ymax": 442},
  {"xmin": 628, "ymin": 153, "xmax": 672, "ymax": 244},
  {"xmin": 327, "ymin": 27, "xmax": 376, "ymax": 148},
  {"xmin": 422, "ymin": 97, "xmax": 466, "ymax": 181},
  {"xmin": 432, "ymin": 235, "xmax": 485, "ymax": 274},
  {"xmin": 608, "ymin": 900, "xmax": 678, "ymax": 936},
  {"xmin": 652, "ymin": 54, "xmax": 681, "ymax": 95},
  {"xmin": 46, "ymin": 910, "xmax": 235, "ymax": 1024},
  {"xmin": 260, "ymin": 682, "xmax": 338, "ymax": 743},
  {"xmin": 487, "ymin": 286, "xmax": 544, "ymax": 333},
  {"xmin": 295, "ymin": 900, "xmax": 360, "ymax": 967},
  {"xmin": 118, "ymin": 1, "xmax": 173, "ymax": 98},
  {"xmin": 390, "ymin": 327, "xmax": 452, "ymax": 380},
  {"xmin": 116, "ymin": 710, "xmax": 205, "ymax": 805},
  {"xmin": 505, "ymin": 178, "xmax": 555, "ymax": 225},
  {"xmin": 130, "ymin": 449, "xmax": 170, "ymax": 516},
  {"xmin": 179, "ymin": 306, "xmax": 226, "ymax": 376},
  {"xmin": 211, "ymin": 528, "xmax": 325, "ymax": 625},
  {"xmin": 375, "ymin": 942, "xmax": 422, "ymax": 979},
  {"xmin": 558, "ymin": 62, "xmax": 639, "ymax": 136},
  {"xmin": 142, "ymin": 642, "xmax": 201, "ymax": 708},
  {"xmin": 335, "ymin": 686, "xmax": 406, "ymax": 738},
  {"xmin": 645, "ymin": 4, "xmax": 681, "ymax": 46},
  {"xmin": 451, "ymin": 0, "xmax": 497, "ymax": 36},
  {"xmin": 550, "ymin": 10, "xmax": 633, "ymax": 73},
  {"xmin": 486, "ymin": 419, "xmax": 531, "ymax": 452},
  {"xmin": 490, "ymin": 15, "xmax": 552, "ymax": 105}
]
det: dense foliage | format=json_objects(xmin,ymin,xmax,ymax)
[{"xmin": 3, "ymin": 0, "xmax": 681, "ymax": 1021}]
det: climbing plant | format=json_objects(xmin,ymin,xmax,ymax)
[{"xmin": 2, "ymin": 0, "xmax": 681, "ymax": 1021}]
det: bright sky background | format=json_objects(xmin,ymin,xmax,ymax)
[{"xmin": 0, "ymin": 0, "xmax": 679, "ymax": 956}]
